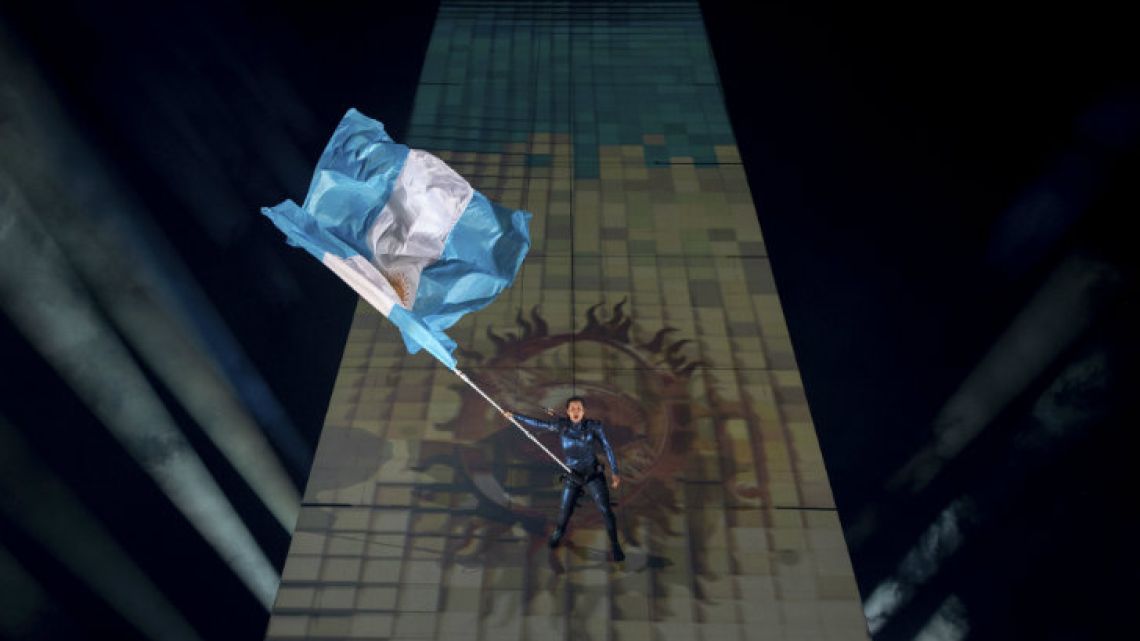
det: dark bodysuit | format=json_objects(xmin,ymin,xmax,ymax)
[{"xmin": 513, "ymin": 414, "xmax": 620, "ymax": 544}]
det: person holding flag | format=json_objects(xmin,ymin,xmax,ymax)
[{"xmin": 503, "ymin": 397, "xmax": 625, "ymax": 562}]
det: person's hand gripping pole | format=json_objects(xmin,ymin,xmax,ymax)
[{"xmin": 451, "ymin": 368, "xmax": 574, "ymax": 477}]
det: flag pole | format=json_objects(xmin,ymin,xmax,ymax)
[{"xmin": 451, "ymin": 368, "xmax": 574, "ymax": 477}]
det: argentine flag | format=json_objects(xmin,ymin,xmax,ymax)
[{"xmin": 262, "ymin": 108, "xmax": 531, "ymax": 369}]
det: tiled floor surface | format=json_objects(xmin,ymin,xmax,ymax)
[{"xmin": 266, "ymin": 3, "xmax": 868, "ymax": 639}]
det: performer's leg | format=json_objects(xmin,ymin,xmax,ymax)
[
  {"xmin": 586, "ymin": 476, "xmax": 624, "ymax": 561},
  {"xmin": 550, "ymin": 479, "xmax": 582, "ymax": 548}
]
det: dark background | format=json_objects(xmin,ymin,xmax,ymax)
[
  {"xmin": 702, "ymin": 3, "xmax": 1140, "ymax": 638},
  {"xmin": 2, "ymin": 1, "xmax": 1138, "ymax": 639}
]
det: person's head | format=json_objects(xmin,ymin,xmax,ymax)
[{"xmin": 566, "ymin": 396, "xmax": 586, "ymax": 422}]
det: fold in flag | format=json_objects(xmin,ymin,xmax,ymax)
[{"xmin": 262, "ymin": 108, "xmax": 531, "ymax": 369}]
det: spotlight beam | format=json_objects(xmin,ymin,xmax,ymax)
[
  {"xmin": 863, "ymin": 498, "xmax": 977, "ymax": 635},
  {"xmin": 0, "ymin": 542, "xmax": 53, "ymax": 638},
  {"xmin": 0, "ymin": 183, "xmax": 279, "ymax": 607},
  {"xmin": 889, "ymin": 254, "xmax": 1118, "ymax": 496},
  {"xmin": 863, "ymin": 348, "xmax": 1110, "ymax": 633},
  {"xmin": 0, "ymin": 419, "xmax": 206, "ymax": 641},
  {"xmin": 0, "ymin": 37, "xmax": 303, "ymax": 530}
]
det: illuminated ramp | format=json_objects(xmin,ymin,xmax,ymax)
[{"xmin": 266, "ymin": 2, "xmax": 868, "ymax": 639}]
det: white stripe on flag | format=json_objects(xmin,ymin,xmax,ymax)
[
  {"xmin": 322, "ymin": 254, "xmax": 401, "ymax": 316},
  {"xmin": 367, "ymin": 149, "xmax": 474, "ymax": 307}
]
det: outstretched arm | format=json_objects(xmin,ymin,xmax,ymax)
[
  {"xmin": 594, "ymin": 422, "xmax": 621, "ymax": 488},
  {"xmin": 501, "ymin": 410, "xmax": 560, "ymax": 432}
]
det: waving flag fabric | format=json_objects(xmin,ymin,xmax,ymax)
[{"xmin": 262, "ymin": 109, "xmax": 531, "ymax": 368}]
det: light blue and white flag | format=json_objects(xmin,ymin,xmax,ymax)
[{"xmin": 262, "ymin": 108, "xmax": 531, "ymax": 369}]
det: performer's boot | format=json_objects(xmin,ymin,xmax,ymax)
[
  {"xmin": 549, "ymin": 527, "xmax": 565, "ymax": 549},
  {"xmin": 607, "ymin": 522, "xmax": 624, "ymax": 561}
]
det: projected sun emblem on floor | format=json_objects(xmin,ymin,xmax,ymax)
[{"xmin": 413, "ymin": 300, "xmax": 716, "ymax": 561}]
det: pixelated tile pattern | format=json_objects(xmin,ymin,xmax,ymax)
[{"xmin": 266, "ymin": 2, "xmax": 867, "ymax": 640}]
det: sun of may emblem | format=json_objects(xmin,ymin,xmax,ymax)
[{"xmin": 411, "ymin": 300, "xmax": 759, "ymax": 571}]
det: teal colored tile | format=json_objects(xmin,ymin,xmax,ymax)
[
  {"xmin": 693, "ymin": 151, "xmax": 719, "ymax": 165},
  {"xmin": 527, "ymin": 154, "xmax": 553, "ymax": 168},
  {"xmin": 642, "ymin": 145, "xmax": 669, "ymax": 166}
]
